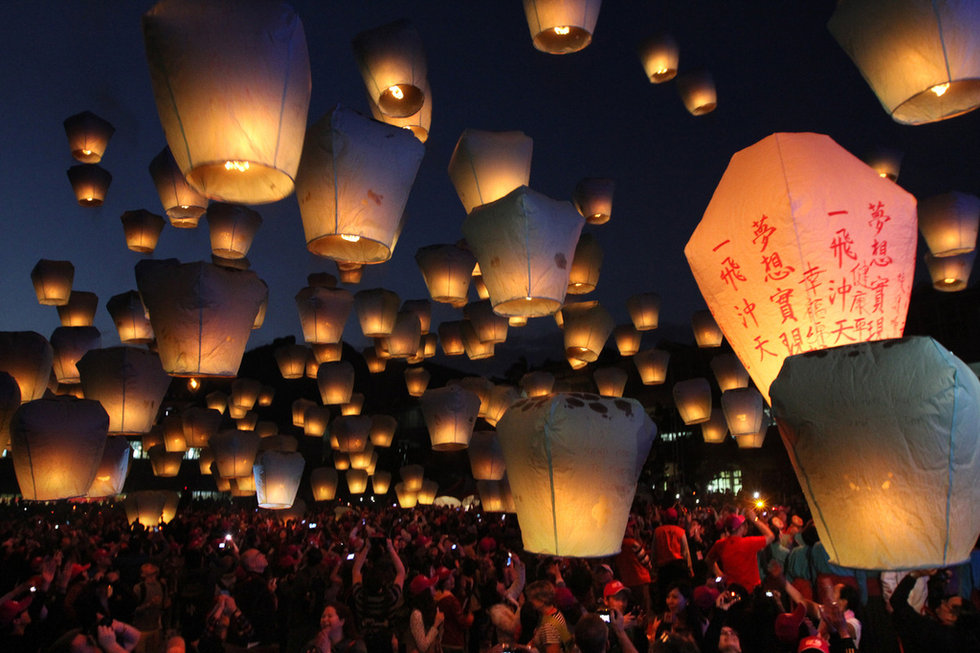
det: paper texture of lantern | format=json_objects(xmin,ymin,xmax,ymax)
[
  {"xmin": 354, "ymin": 288, "xmax": 400, "ymax": 338},
  {"xmin": 57, "ymin": 291, "xmax": 98, "ymax": 327},
  {"xmin": 372, "ymin": 470, "xmax": 391, "ymax": 495},
  {"xmin": 563, "ymin": 303, "xmax": 614, "ymax": 363},
  {"xmin": 352, "ymin": 19, "xmax": 427, "ymax": 118},
  {"xmin": 106, "ymin": 291, "xmax": 154, "ymax": 344},
  {"xmin": 484, "ymin": 385, "xmax": 520, "ymax": 428},
  {"xmin": 395, "ymin": 482, "xmax": 418, "ymax": 508},
  {"xmin": 637, "ymin": 34, "xmax": 679, "ymax": 83},
  {"xmin": 209, "ymin": 429, "xmax": 260, "ymax": 479},
  {"xmin": 369, "ymin": 415, "xmax": 397, "ymax": 447},
  {"xmin": 254, "ymin": 450, "xmax": 305, "ymax": 509},
  {"xmin": 317, "ymin": 361, "xmax": 355, "ymax": 405},
  {"xmin": 31, "ymin": 259, "xmax": 74, "ymax": 306},
  {"xmin": 419, "ymin": 386, "xmax": 480, "ymax": 451},
  {"xmin": 771, "ymin": 336, "xmax": 980, "ymax": 569},
  {"xmin": 10, "ymin": 396, "xmax": 107, "ymax": 500},
  {"xmin": 67, "ymin": 164, "xmax": 112, "ymax": 206},
  {"xmin": 334, "ymin": 452, "xmax": 350, "ymax": 470},
  {"xmin": 925, "ymin": 251, "xmax": 975, "ymax": 291},
  {"xmin": 454, "ymin": 376, "xmax": 494, "ymax": 418},
  {"xmin": 64, "ymin": 111, "xmax": 114, "ymax": 163},
  {"xmin": 77, "ymin": 347, "xmax": 171, "ymax": 435},
  {"xmin": 0, "ymin": 373, "xmax": 21, "ymax": 449},
  {"xmin": 710, "ymin": 353, "xmax": 750, "ymax": 392},
  {"xmin": 86, "ymin": 437, "xmax": 132, "ymax": 498},
  {"xmin": 522, "ymin": 0, "xmax": 601, "ymax": 54},
  {"xmin": 465, "ymin": 301, "xmax": 509, "ymax": 344},
  {"xmin": 700, "ymin": 411, "xmax": 728, "ymax": 444},
  {"xmin": 50, "ymin": 327, "xmax": 101, "ymax": 384},
  {"xmin": 573, "ymin": 178, "xmax": 615, "ymax": 225},
  {"xmin": 468, "ymin": 431, "xmax": 506, "ymax": 481},
  {"xmin": 673, "ymin": 378, "xmax": 713, "ymax": 425},
  {"xmin": 448, "ymin": 130, "xmax": 533, "ymax": 214},
  {"xmin": 567, "ymin": 233, "xmax": 603, "ymax": 294},
  {"xmin": 206, "ymin": 391, "xmax": 228, "ymax": 415},
  {"xmin": 685, "ymin": 133, "xmax": 917, "ymax": 404},
  {"xmin": 206, "ymin": 203, "xmax": 262, "ymax": 259},
  {"xmin": 295, "ymin": 286, "xmax": 353, "ymax": 345},
  {"xmin": 296, "ymin": 106, "xmax": 424, "ymax": 263},
  {"xmin": 341, "ymin": 392, "xmax": 365, "ymax": 416},
  {"xmin": 461, "ymin": 323, "xmax": 495, "ymax": 360},
  {"xmin": 346, "ymin": 469, "xmax": 368, "ymax": 494},
  {"xmin": 303, "ymin": 406, "xmax": 329, "ymax": 437},
  {"xmin": 333, "ymin": 415, "xmax": 371, "ymax": 453},
  {"xmin": 363, "ymin": 347, "xmax": 386, "ymax": 373},
  {"xmin": 230, "ymin": 378, "xmax": 262, "ymax": 413},
  {"xmin": 416, "ymin": 245, "xmax": 476, "ymax": 306},
  {"xmin": 721, "ymin": 387, "xmax": 765, "ymax": 437},
  {"xmin": 311, "ymin": 467, "xmax": 339, "ymax": 501},
  {"xmin": 829, "ymin": 0, "xmax": 980, "ymax": 125},
  {"xmin": 401, "ymin": 299, "xmax": 431, "ymax": 335},
  {"xmin": 437, "ymin": 321, "xmax": 465, "ymax": 356},
  {"xmin": 593, "ymin": 366, "xmax": 628, "ymax": 398},
  {"xmin": 918, "ymin": 192, "xmax": 980, "ymax": 257},
  {"xmin": 136, "ymin": 259, "xmax": 267, "ymax": 378},
  {"xmin": 149, "ymin": 147, "xmax": 208, "ymax": 227},
  {"xmin": 236, "ymin": 412, "xmax": 259, "ymax": 431},
  {"xmin": 496, "ymin": 393, "xmax": 656, "ymax": 556},
  {"xmin": 182, "ymin": 407, "xmax": 222, "ymax": 448},
  {"xmin": 120, "ymin": 210, "xmax": 165, "ymax": 254},
  {"xmin": 734, "ymin": 428, "xmax": 767, "ymax": 449},
  {"xmin": 626, "ymin": 292, "xmax": 660, "ymax": 331},
  {"xmin": 521, "ymin": 371, "xmax": 555, "ymax": 398},
  {"xmin": 148, "ymin": 444, "xmax": 183, "ymax": 477},
  {"xmin": 142, "ymin": 0, "xmax": 311, "ymax": 204},
  {"xmin": 677, "ymin": 71, "xmax": 717, "ymax": 116},
  {"xmin": 463, "ymin": 187, "xmax": 584, "ymax": 318}
]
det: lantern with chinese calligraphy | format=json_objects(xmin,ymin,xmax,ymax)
[
  {"xmin": 521, "ymin": 371, "xmax": 555, "ymax": 397},
  {"xmin": 64, "ymin": 111, "xmax": 114, "ymax": 163},
  {"xmin": 148, "ymin": 444, "xmax": 183, "ymax": 477},
  {"xmin": 484, "ymin": 385, "xmax": 520, "ymax": 428},
  {"xmin": 634, "ymin": 348, "xmax": 669, "ymax": 385},
  {"xmin": 438, "ymin": 322, "xmax": 465, "ymax": 356},
  {"xmin": 404, "ymin": 367, "xmax": 431, "ymax": 397},
  {"xmin": 0, "ymin": 333, "xmax": 52, "ymax": 403},
  {"xmin": 627, "ymin": 292, "xmax": 661, "ymax": 331},
  {"xmin": 771, "ymin": 336, "xmax": 980, "ymax": 569},
  {"xmin": 11, "ymin": 395, "xmax": 108, "ymax": 500},
  {"xmin": 864, "ymin": 146, "xmax": 904, "ymax": 182},
  {"xmin": 567, "ymin": 233, "xmax": 602, "ymax": 295},
  {"xmin": 86, "ymin": 436, "xmax": 131, "ymax": 498},
  {"xmin": 388, "ymin": 312, "xmax": 421, "ymax": 359},
  {"xmin": 721, "ymin": 387, "xmax": 765, "ymax": 437},
  {"xmin": 613, "ymin": 325, "xmax": 641, "ymax": 357},
  {"xmin": 673, "ymin": 378, "xmax": 713, "ymax": 425},
  {"xmin": 254, "ymin": 450, "xmax": 304, "ymax": 509},
  {"xmin": 420, "ymin": 386, "xmax": 480, "ymax": 451},
  {"xmin": 207, "ymin": 391, "xmax": 228, "ymax": 415},
  {"xmin": 67, "ymin": 164, "xmax": 112, "ymax": 207},
  {"xmin": 395, "ymin": 482, "xmax": 418, "ymax": 508},
  {"xmin": 448, "ymin": 130, "xmax": 533, "ymax": 215},
  {"xmin": 352, "ymin": 20, "xmax": 427, "ymax": 119},
  {"xmin": 206, "ymin": 203, "xmax": 262, "ymax": 259},
  {"xmin": 416, "ymin": 245, "xmax": 475, "ymax": 306},
  {"xmin": 400, "ymin": 464, "xmax": 424, "ymax": 492},
  {"xmin": 563, "ymin": 303, "xmax": 614, "ymax": 363},
  {"xmin": 522, "ymin": 0, "xmax": 601, "ymax": 54},
  {"xmin": 317, "ymin": 361, "xmax": 355, "ymax": 405},
  {"xmin": 341, "ymin": 393, "xmax": 364, "ymax": 416},
  {"xmin": 31, "ymin": 259, "xmax": 74, "ymax": 306},
  {"xmin": 77, "ymin": 347, "xmax": 171, "ymax": 435},
  {"xmin": 120, "ymin": 210, "xmax": 166, "ymax": 255},
  {"xmin": 334, "ymin": 415, "xmax": 371, "ymax": 453},
  {"xmin": 685, "ymin": 133, "xmax": 917, "ymax": 403},
  {"xmin": 637, "ymin": 34, "xmax": 679, "ymax": 83},
  {"xmin": 136, "ymin": 259, "xmax": 267, "ymax": 377},
  {"xmin": 349, "ymin": 442, "xmax": 374, "ymax": 470},
  {"xmin": 918, "ymin": 192, "xmax": 979, "ymax": 257},
  {"xmin": 700, "ymin": 411, "xmax": 728, "ymax": 444},
  {"xmin": 370, "ymin": 415, "xmax": 397, "ymax": 447},
  {"xmin": 276, "ymin": 344, "xmax": 309, "ymax": 380},
  {"xmin": 296, "ymin": 106, "xmax": 423, "ymax": 263},
  {"xmin": 210, "ymin": 429, "xmax": 260, "ymax": 479},
  {"xmin": 496, "ymin": 393, "xmax": 656, "ymax": 556},
  {"xmin": 829, "ymin": 0, "xmax": 980, "ymax": 125},
  {"xmin": 677, "ymin": 71, "xmax": 717, "ymax": 116},
  {"xmin": 461, "ymin": 322, "xmax": 495, "ymax": 361},
  {"xmin": 465, "ymin": 301, "xmax": 509, "ymax": 344},
  {"xmin": 55, "ymin": 291, "xmax": 96, "ymax": 328},
  {"xmin": 346, "ymin": 469, "xmax": 368, "ymax": 495},
  {"xmin": 925, "ymin": 251, "xmax": 975, "ymax": 291},
  {"xmin": 162, "ymin": 414, "xmax": 187, "ymax": 452},
  {"xmin": 148, "ymin": 147, "xmax": 208, "ymax": 228},
  {"xmin": 182, "ymin": 407, "xmax": 222, "ymax": 448},
  {"xmin": 50, "ymin": 327, "xmax": 101, "ymax": 384},
  {"xmin": 710, "ymin": 353, "xmax": 750, "ymax": 392},
  {"xmin": 594, "ymin": 366, "xmax": 628, "ymax": 398},
  {"xmin": 303, "ymin": 405, "xmax": 329, "ymax": 438},
  {"xmin": 573, "ymin": 178, "xmax": 615, "ymax": 225},
  {"xmin": 107, "ymin": 291, "xmax": 154, "ymax": 344},
  {"xmin": 692, "ymin": 310, "xmax": 724, "ymax": 348},
  {"xmin": 295, "ymin": 286, "xmax": 353, "ymax": 345},
  {"xmin": 142, "ymin": 0, "xmax": 311, "ymax": 204},
  {"xmin": 354, "ymin": 289, "xmax": 400, "ymax": 338},
  {"xmin": 468, "ymin": 431, "xmax": 505, "ymax": 481},
  {"xmin": 311, "ymin": 467, "xmax": 338, "ymax": 501}
]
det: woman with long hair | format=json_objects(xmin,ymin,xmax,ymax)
[
  {"xmin": 649, "ymin": 582, "xmax": 704, "ymax": 649},
  {"xmin": 305, "ymin": 601, "xmax": 366, "ymax": 653},
  {"xmin": 405, "ymin": 574, "xmax": 444, "ymax": 653}
]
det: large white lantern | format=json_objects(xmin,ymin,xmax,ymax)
[
  {"xmin": 77, "ymin": 347, "xmax": 172, "ymax": 435},
  {"xmin": 352, "ymin": 20, "xmax": 428, "ymax": 118},
  {"xmin": 448, "ymin": 130, "xmax": 533, "ymax": 214},
  {"xmin": 142, "ymin": 0, "xmax": 311, "ymax": 204},
  {"xmin": 254, "ymin": 450, "xmax": 305, "ymax": 509},
  {"xmin": 419, "ymin": 386, "xmax": 480, "ymax": 451},
  {"xmin": 522, "ymin": 0, "xmax": 601, "ymax": 54},
  {"xmin": 86, "ymin": 437, "xmax": 132, "ymax": 498}
]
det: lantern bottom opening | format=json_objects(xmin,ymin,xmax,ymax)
[
  {"xmin": 307, "ymin": 234, "xmax": 392, "ymax": 265},
  {"xmin": 493, "ymin": 296, "xmax": 563, "ymax": 318},
  {"xmin": 432, "ymin": 443, "xmax": 468, "ymax": 452},
  {"xmin": 185, "ymin": 161, "xmax": 296, "ymax": 205},
  {"xmin": 377, "ymin": 85, "xmax": 425, "ymax": 119},
  {"xmin": 891, "ymin": 79, "xmax": 980, "ymax": 125},
  {"xmin": 166, "ymin": 207, "xmax": 206, "ymax": 228},
  {"xmin": 585, "ymin": 214, "xmax": 610, "ymax": 225},
  {"xmin": 532, "ymin": 27, "xmax": 592, "ymax": 54},
  {"xmin": 648, "ymin": 70, "xmax": 678, "ymax": 84},
  {"xmin": 566, "ymin": 347, "xmax": 599, "ymax": 363}
]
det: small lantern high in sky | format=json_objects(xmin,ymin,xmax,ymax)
[
  {"xmin": 352, "ymin": 19, "xmax": 428, "ymax": 119},
  {"xmin": 63, "ymin": 110, "xmax": 114, "ymax": 163},
  {"xmin": 522, "ymin": 0, "xmax": 602, "ymax": 54}
]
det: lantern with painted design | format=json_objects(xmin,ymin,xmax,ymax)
[
  {"xmin": 77, "ymin": 347, "xmax": 170, "ymax": 435},
  {"xmin": 522, "ymin": 0, "xmax": 601, "ymax": 54}
]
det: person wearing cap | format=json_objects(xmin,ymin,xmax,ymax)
[
  {"xmin": 797, "ymin": 634, "xmax": 831, "ymax": 653},
  {"xmin": 0, "ymin": 595, "xmax": 35, "ymax": 653},
  {"xmin": 405, "ymin": 574, "xmax": 444, "ymax": 653},
  {"xmin": 704, "ymin": 509, "xmax": 774, "ymax": 593},
  {"xmin": 600, "ymin": 581, "xmax": 642, "ymax": 653},
  {"xmin": 434, "ymin": 568, "xmax": 471, "ymax": 653}
]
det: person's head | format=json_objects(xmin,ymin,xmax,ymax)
[
  {"xmin": 602, "ymin": 580, "xmax": 630, "ymax": 613},
  {"xmin": 525, "ymin": 580, "xmax": 556, "ymax": 611},
  {"xmin": 724, "ymin": 515, "xmax": 746, "ymax": 536},
  {"xmin": 164, "ymin": 636, "xmax": 186, "ymax": 653},
  {"xmin": 573, "ymin": 614, "xmax": 609, "ymax": 653},
  {"xmin": 320, "ymin": 601, "xmax": 355, "ymax": 638},
  {"xmin": 69, "ymin": 631, "xmax": 101, "ymax": 653},
  {"xmin": 140, "ymin": 562, "xmax": 159, "ymax": 580},
  {"xmin": 935, "ymin": 593, "xmax": 965, "ymax": 627},
  {"xmin": 718, "ymin": 625, "xmax": 742, "ymax": 653},
  {"xmin": 240, "ymin": 548, "xmax": 268, "ymax": 574},
  {"xmin": 594, "ymin": 564, "xmax": 615, "ymax": 588},
  {"xmin": 665, "ymin": 583, "xmax": 692, "ymax": 616},
  {"xmin": 833, "ymin": 583, "xmax": 859, "ymax": 612}
]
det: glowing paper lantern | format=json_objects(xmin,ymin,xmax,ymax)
[
  {"xmin": 255, "ymin": 421, "xmax": 278, "ymax": 439},
  {"xmin": 77, "ymin": 347, "xmax": 171, "ymax": 435},
  {"xmin": 829, "ymin": 0, "xmax": 980, "ymax": 125},
  {"xmin": 673, "ymin": 378, "xmax": 713, "ymax": 425},
  {"xmin": 388, "ymin": 312, "xmax": 421, "ymax": 358},
  {"xmin": 341, "ymin": 393, "xmax": 365, "ymax": 416},
  {"xmin": 57, "ymin": 291, "xmax": 98, "ymax": 328},
  {"xmin": 254, "ymin": 450, "xmax": 304, "ymax": 509},
  {"xmin": 50, "ymin": 327, "xmax": 101, "ymax": 384},
  {"xmin": 419, "ymin": 386, "xmax": 480, "ymax": 451},
  {"xmin": 303, "ymin": 405, "xmax": 329, "ymax": 438},
  {"xmin": 522, "ymin": 0, "xmax": 601, "ymax": 54},
  {"xmin": 685, "ymin": 132, "xmax": 917, "ymax": 404},
  {"xmin": 198, "ymin": 447, "xmax": 214, "ymax": 474},
  {"xmin": 438, "ymin": 321, "xmax": 465, "ymax": 356},
  {"xmin": 692, "ymin": 310, "xmax": 724, "ymax": 348},
  {"xmin": 400, "ymin": 464, "xmax": 424, "ymax": 492},
  {"xmin": 349, "ymin": 442, "xmax": 374, "ymax": 470},
  {"xmin": 296, "ymin": 106, "xmax": 424, "ymax": 263},
  {"xmin": 461, "ymin": 322, "xmax": 495, "ymax": 360},
  {"xmin": 148, "ymin": 147, "xmax": 208, "ymax": 228},
  {"xmin": 311, "ymin": 467, "xmax": 339, "ymax": 501},
  {"xmin": 276, "ymin": 344, "xmax": 310, "ymax": 380},
  {"xmin": 372, "ymin": 470, "xmax": 391, "ymax": 495},
  {"xmin": 918, "ymin": 192, "xmax": 980, "ymax": 257},
  {"xmin": 230, "ymin": 378, "xmax": 261, "ymax": 415},
  {"xmin": 354, "ymin": 288, "xmax": 400, "ymax": 338},
  {"xmin": 465, "ymin": 301, "xmax": 509, "ymax": 344},
  {"xmin": 352, "ymin": 20, "xmax": 427, "ymax": 118},
  {"xmin": 721, "ymin": 387, "xmax": 764, "ymax": 436},
  {"xmin": 404, "ymin": 367, "xmax": 431, "ymax": 397},
  {"xmin": 484, "ymin": 385, "xmax": 520, "ymax": 428},
  {"xmin": 214, "ymin": 476, "xmax": 231, "ymax": 492},
  {"xmin": 231, "ymin": 475, "xmax": 256, "ymax": 496},
  {"xmin": 137, "ymin": 259, "xmax": 267, "ymax": 377},
  {"xmin": 925, "ymin": 251, "xmax": 975, "ymax": 291},
  {"xmin": 206, "ymin": 203, "xmax": 262, "ymax": 259},
  {"xmin": 67, "ymin": 164, "xmax": 112, "ymax": 207},
  {"xmin": 236, "ymin": 411, "xmax": 258, "ymax": 431},
  {"xmin": 677, "ymin": 71, "xmax": 717, "ymax": 116},
  {"xmin": 772, "ymin": 336, "xmax": 980, "ymax": 568},
  {"xmin": 454, "ymin": 376, "xmax": 494, "ymax": 418},
  {"xmin": 464, "ymin": 187, "xmax": 584, "ymax": 317},
  {"xmin": 864, "ymin": 146, "xmax": 904, "ymax": 182},
  {"xmin": 0, "ymin": 373, "xmax": 21, "ymax": 449},
  {"xmin": 31, "ymin": 259, "xmax": 74, "ymax": 306},
  {"xmin": 368, "ymin": 76, "xmax": 432, "ymax": 142},
  {"xmin": 312, "ymin": 343, "xmax": 343, "ymax": 365},
  {"xmin": 509, "ymin": 316, "xmax": 527, "ymax": 327},
  {"xmin": 710, "ymin": 353, "xmax": 749, "ymax": 392},
  {"xmin": 121, "ymin": 210, "xmax": 166, "ymax": 254},
  {"xmin": 634, "ymin": 348, "xmax": 669, "ymax": 385},
  {"xmin": 182, "ymin": 407, "xmax": 222, "ymax": 448},
  {"xmin": 395, "ymin": 482, "xmax": 418, "ymax": 508},
  {"xmin": 338, "ymin": 263, "xmax": 364, "ymax": 284},
  {"xmin": 468, "ymin": 431, "xmax": 505, "ymax": 481},
  {"xmin": 206, "ymin": 391, "xmax": 228, "ymax": 415},
  {"xmin": 478, "ymin": 480, "xmax": 506, "ymax": 512},
  {"xmin": 64, "ymin": 111, "xmax": 114, "ymax": 163},
  {"xmin": 161, "ymin": 414, "xmax": 187, "ymax": 452},
  {"xmin": 418, "ymin": 479, "xmax": 437, "ymax": 505},
  {"xmin": 594, "ymin": 366, "xmax": 628, "ymax": 398},
  {"xmin": 86, "ymin": 437, "xmax": 131, "ymax": 498},
  {"xmin": 567, "ymin": 233, "xmax": 603, "ymax": 294},
  {"xmin": 317, "ymin": 361, "xmax": 355, "ymax": 405},
  {"xmin": 734, "ymin": 428, "xmax": 767, "ymax": 449},
  {"xmin": 346, "ymin": 469, "xmax": 368, "ymax": 494},
  {"xmin": 148, "ymin": 444, "xmax": 183, "ymax": 477},
  {"xmin": 563, "ymin": 303, "xmax": 614, "ymax": 363},
  {"xmin": 401, "ymin": 300, "xmax": 432, "ymax": 335},
  {"xmin": 496, "ymin": 393, "xmax": 656, "ymax": 556},
  {"xmin": 416, "ymin": 244, "xmax": 476, "ymax": 306},
  {"xmin": 334, "ymin": 452, "xmax": 350, "ymax": 470},
  {"xmin": 142, "ymin": 0, "xmax": 311, "ymax": 204},
  {"xmin": 448, "ymin": 130, "xmax": 533, "ymax": 214},
  {"xmin": 123, "ymin": 490, "xmax": 170, "ymax": 528},
  {"xmin": 106, "ymin": 291, "xmax": 153, "ymax": 344},
  {"xmin": 637, "ymin": 34, "xmax": 679, "ymax": 83},
  {"xmin": 333, "ymin": 415, "xmax": 371, "ymax": 453},
  {"xmin": 295, "ymin": 286, "xmax": 353, "ymax": 345},
  {"xmin": 613, "ymin": 325, "xmax": 641, "ymax": 357},
  {"xmin": 472, "ymin": 273, "xmax": 490, "ymax": 300},
  {"xmin": 209, "ymin": 429, "xmax": 260, "ymax": 478},
  {"xmin": 143, "ymin": 425, "xmax": 164, "ymax": 451},
  {"xmin": 521, "ymin": 371, "xmax": 555, "ymax": 398},
  {"xmin": 627, "ymin": 292, "xmax": 660, "ymax": 331},
  {"xmin": 363, "ymin": 347, "xmax": 386, "ymax": 373},
  {"xmin": 700, "ymin": 411, "xmax": 728, "ymax": 444},
  {"xmin": 573, "ymin": 178, "xmax": 615, "ymax": 225}
]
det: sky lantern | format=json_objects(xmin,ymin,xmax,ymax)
[
  {"xmin": 563, "ymin": 303, "xmax": 614, "ymax": 363},
  {"xmin": 461, "ymin": 322, "xmax": 495, "ymax": 360},
  {"xmin": 311, "ymin": 467, "xmax": 338, "ymax": 501},
  {"xmin": 63, "ymin": 110, "xmax": 114, "ymax": 163},
  {"xmin": 213, "ymin": 475, "xmax": 231, "ymax": 492},
  {"xmin": 354, "ymin": 288, "xmax": 400, "ymax": 338},
  {"xmin": 182, "ymin": 406, "xmax": 222, "ymax": 448},
  {"xmin": 120, "ymin": 210, "xmax": 165, "ymax": 255},
  {"xmin": 734, "ymin": 426, "xmax": 768, "ymax": 449},
  {"xmin": 67, "ymin": 164, "xmax": 111, "ymax": 207},
  {"xmin": 348, "ymin": 442, "xmax": 374, "ymax": 469},
  {"xmin": 372, "ymin": 470, "xmax": 391, "ymax": 495},
  {"xmin": 863, "ymin": 146, "xmax": 904, "ymax": 182},
  {"xmin": 363, "ymin": 347, "xmax": 386, "ymax": 373},
  {"xmin": 453, "ymin": 377, "xmax": 493, "ymax": 418},
  {"xmin": 209, "ymin": 429, "xmax": 260, "ymax": 478},
  {"xmin": 295, "ymin": 286, "xmax": 353, "ymax": 345},
  {"xmin": 142, "ymin": 0, "xmax": 311, "ymax": 204},
  {"xmin": 86, "ymin": 436, "xmax": 131, "ymax": 498},
  {"xmin": 161, "ymin": 414, "xmax": 187, "ymax": 452},
  {"xmin": 508, "ymin": 316, "xmax": 527, "ymax": 327},
  {"xmin": 303, "ymin": 405, "xmax": 329, "ymax": 438},
  {"xmin": 337, "ymin": 263, "xmax": 364, "ymax": 284},
  {"xmin": 106, "ymin": 291, "xmax": 154, "ymax": 344},
  {"xmin": 388, "ymin": 312, "xmax": 421, "ymax": 358},
  {"xmin": 594, "ymin": 366, "xmax": 627, "ymax": 398},
  {"xmin": 572, "ymin": 178, "xmax": 615, "ymax": 225},
  {"xmin": 147, "ymin": 444, "xmax": 183, "ymax": 477},
  {"xmin": 123, "ymin": 490, "xmax": 171, "ymax": 528},
  {"xmin": 401, "ymin": 299, "xmax": 432, "ymax": 335},
  {"xmin": 275, "ymin": 344, "xmax": 309, "ymax": 380},
  {"xmin": 686, "ymin": 132, "xmax": 917, "ymax": 404},
  {"xmin": 312, "ymin": 343, "xmax": 343, "ymax": 365},
  {"xmin": 255, "ymin": 421, "xmax": 279, "ymax": 439},
  {"xmin": 700, "ymin": 411, "xmax": 729, "ymax": 444},
  {"xmin": 143, "ymin": 425, "xmax": 164, "ymax": 451},
  {"xmin": 206, "ymin": 203, "xmax": 262, "ymax": 260},
  {"xmin": 721, "ymin": 387, "xmax": 765, "ymax": 436},
  {"xmin": 925, "ymin": 251, "xmax": 975, "ymax": 291},
  {"xmin": 57, "ymin": 291, "xmax": 98, "ymax": 327},
  {"xmin": 0, "ymin": 373, "xmax": 20, "ymax": 449},
  {"xmin": 292, "ymin": 397, "xmax": 316, "ymax": 429},
  {"xmin": 567, "ymin": 233, "xmax": 603, "ymax": 294},
  {"xmin": 296, "ymin": 106, "xmax": 423, "ymax": 264},
  {"xmin": 231, "ymin": 475, "xmax": 256, "ymax": 496},
  {"xmin": 673, "ymin": 378, "xmax": 712, "ymax": 425},
  {"xmin": 317, "ymin": 361, "xmax": 355, "ymax": 405},
  {"xmin": 918, "ymin": 191, "xmax": 979, "ymax": 257},
  {"xmin": 438, "ymin": 321, "xmax": 465, "ymax": 356},
  {"xmin": 369, "ymin": 414, "xmax": 397, "ymax": 447},
  {"xmin": 31, "ymin": 259, "xmax": 74, "ymax": 306},
  {"xmin": 404, "ymin": 366, "xmax": 431, "ymax": 398},
  {"xmin": 637, "ymin": 33, "xmax": 679, "ymax": 83},
  {"xmin": 472, "ymin": 271, "xmax": 490, "ymax": 301},
  {"xmin": 148, "ymin": 147, "xmax": 208, "ymax": 228},
  {"xmin": 352, "ymin": 19, "xmax": 427, "ymax": 118},
  {"xmin": 333, "ymin": 415, "xmax": 371, "ymax": 453},
  {"xmin": 254, "ymin": 450, "xmax": 304, "ymax": 509},
  {"xmin": 419, "ymin": 385, "xmax": 480, "ymax": 451},
  {"xmin": 418, "ymin": 479, "xmax": 438, "ymax": 505},
  {"xmin": 613, "ymin": 324, "xmax": 641, "ymax": 357},
  {"xmin": 468, "ymin": 431, "xmax": 506, "ymax": 481},
  {"xmin": 50, "ymin": 326, "xmax": 101, "ymax": 384},
  {"xmin": 10, "ymin": 395, "xmax": 107, "ymax": 500},
  {"xmin": 333, "ymin": 452, "xmax": 350, "ymax": 470},
  {"xmin": 478, "ymin": 480, "xmax": 505, "ymax": 512},
  {"xmin": 395, "ymin": 482, "xmax": 418, "ymax": 508},
  {"xmin": 772, "ymin": 336, "xmax": 980, "ymax": 569},
  {"xmin": 522, "ymin": 0, "xmax": 601, "ymax": 54},
  {"xmin": 496, "ymin": 393, "xmax": 656, "ymax": 556},
  {"xmin": 465, "ymin": 301, "xmax": 509, "ymax": 344},
  {"xmin": 448, "ymin": 130, "xmax": 533, "ymax": 214},
  {"xmin": 634, "ymin": 348, "xmax": 669, "ymax": 385},
  {"xmin": 484, "ymin": 385, "xmax": 520, "ymax": 427},
  {"xmin": 400, "ymin": 464, "xmax": 425, "ymax": 493},
  {"xmin": 626, "ymin": 292, "xmax": 661, "ymax": 331},
  {"xmin": 341, "ymin": 392, "xmax": 365, "ymax": 416},
  {"xmin": 691, "ymin": 310, "xmax": 724, "ymax": 348},
  {"xmin": 415, "ymin": 244, "xmax": 476, "ymax": 307},
  {"xmin": 368, "ymin": 76, "xmax": 432, "ymax": 142},
  {"xmin": 137, "ymin": 259, "xmax": 267, "ymax": 378},
  {"xmin": 464, "ymin": 187, "xmax": 584, "ymax": 318},
  {"xmin": 346, "ymin": 469, "xmax": 369, "ymax": 494},
  {"xmin": 197, "ymin": 447, "xmax": 214, "ymax": 474},
  {"xmin": 677, "ymin": 71, "xmax": 717, "ymax": 116},
  {"xmin": 230, "ymin": 378, "xmax": 262, "ymax": 416},
  {"xmin": 77, "ymin": 347, "xmax": 171, "ymax": 435},
  {"xmin": 206, "ymin": 391, "xmax": 228, "ymax": 415},
  {"xmin": 829, "ymin": 0, "xmax": 980, "ymax": 125},
  {"xmin": 521, "ymin": 371, "xmax": 555, "ymax": 397},
  {"xmin": 710, "ymin": 353, "xmax": 749, "ymax": 392},
  {"xmin": 236, "ymin": 411, "xmax": 258, "ymax": 431}
]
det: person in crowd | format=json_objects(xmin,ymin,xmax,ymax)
[
  {"xmin": 648, "ymin": 582, "xmax": 704, "ymax": 648},
  {"xmin": 614, "ymin": 520, "xmax": 653, "ymax": 614},
  {"xmin": 352, "ymin": 538, "xmax": 406, "ymax": 653},
  {"xmin": 304, "ymin": 601, "xmax": 367, "ymax": 653},
  {"xmin": 132, "ymin": 563, "xmax": 167, "ymax": 653},
  {"xmin": 653, "ymin": 508, "xmax": 694, "ymax": 605},
  {"xmin": 705, "ymin": 509, "xmax": 774, "ymax": 593},
  {"xmin": 525, "ymin": 580, "xmax": 573, "ymax": 653},
  {"xmin": 405, "ymin": 574, "xmax": 444, "ymax": 653},
  {"xmin": 573, "ymin": 611, "xmax": 638, "ymax": 653},
  {"xmin": 233, "ymin": 547, "xmax": 279, "ymax": 650},
  {"xmin": 434, "ymin": 568, "xmax": 472, "ymax": 653},
  {"xmin": 890, "ymin": 568, "xmax": 980, "ymax": 652}
]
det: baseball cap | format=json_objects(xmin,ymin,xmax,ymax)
[
  {"xmin": 798, "ymin": 636, "xmax": 830, "ymax": 653},
  {"xmin": 725, "ymin": 515, "xmax": 746, "ymax": 532},
  {"xmin": 603, "ymin": 580, "xmax": 630, "ymax": 599},
  {"xmin": 409, "ymin": 574, "xmax": 436, "ymax": 596}
]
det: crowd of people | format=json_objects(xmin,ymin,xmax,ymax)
[{"xmin": 0, "ymin": 494, "xmax": 978, "ymax": 653}]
